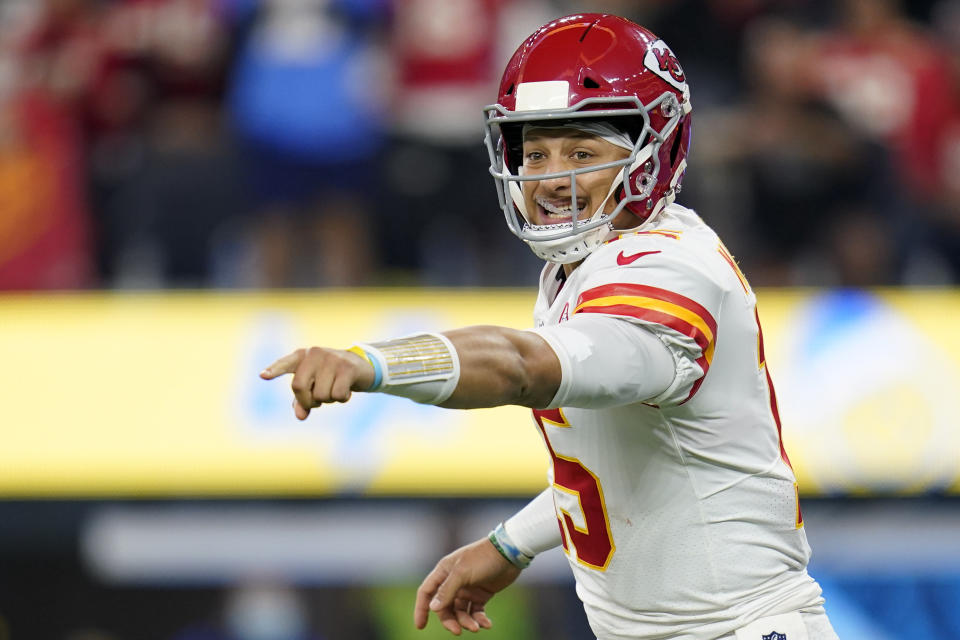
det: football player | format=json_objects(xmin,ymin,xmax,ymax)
[{"xmin": 262, "ymin": 14, "xmax": 838, "ymax": 640}]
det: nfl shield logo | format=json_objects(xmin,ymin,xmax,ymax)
[{"xmin": 762, "ymin": 632, "xmax": 787, "ymax": 640}]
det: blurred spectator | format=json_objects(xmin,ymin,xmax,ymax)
[
  {"xmin": 222, "ymin": 0, "xmax": 388, "ymax": 288},
  {"xmin": 689, "ymin": 16, "xmax": 894, "ymax": 285},
  {"xmin": 10, "ymin": 0, "xmax": 237, "ymax": 288},
  {"xmin": 807, "ymin": 0, "xmax": 960, "ymax": 283},
  {"xmin": 812, "ymin": 0, "xmax": 954, "ymax": 200},
  {"xmin": 379, "ymin": 0, "xmax": 549, "ymax": 285},
  {"xmin": 95, "ymin": 0, "xmax": 237, "ymax": 288},
  {"xmin": 0, "ymin": 84, "xmax": 95, "ymax": 289},
  {"xmin": 0, "ymin": 0, "xmax": 95, "ymax": 289}
]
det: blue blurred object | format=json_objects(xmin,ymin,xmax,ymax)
[
  {"xmin": 817, "ymin": 573, "xmax": 960, "ymax": 640},
  {"xmin": 226, "ymin": 0, "xmax": 387, "ymax": 161},
  {"xmin": 794, "ymin": 289, "xmax": 880, "ymax": 364}
]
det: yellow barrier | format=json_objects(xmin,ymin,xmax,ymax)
[{"xmin": 1, "ymin": 288, "xmax": 958, "ymax": 497}]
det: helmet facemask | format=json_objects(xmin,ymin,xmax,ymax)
[{"xmin": 484, "ymin": 92, "xmax": 688, "ymax": 264}]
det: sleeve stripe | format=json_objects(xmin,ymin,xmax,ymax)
[
  {"xmin": 576, "ymin": 283, "xmax": 717, "ymax": 336},
  {"xmin": 574, "ymin": 295, "xmax": 714, "ymax": 346},
  {"xmin": 573, "ymin": 302, "xmax": 715, "ymax": 366}
]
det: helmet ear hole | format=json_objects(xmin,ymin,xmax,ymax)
[
  {"xmin": 583, "ymin": 77, "xmax": 601, "ymax": 89},
  {"xmin": 499, "ymin": 123, "xmax": 524, "ymax": 172},
  {"xmin": 669, "ymin": 120, "xmax": 685, "ymax": 167}
]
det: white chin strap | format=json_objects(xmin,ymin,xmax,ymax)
[{"xmin": 509, "ymin": 143, "xmax": 656, "ymax": 264}]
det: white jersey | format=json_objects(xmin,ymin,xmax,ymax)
[{"xmin": 530, "ymin": 204, "xmax": 824, "ymax": 640}]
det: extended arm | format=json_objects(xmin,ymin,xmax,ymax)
[
  {"xmin": 261, "ymin": 315, "xmax": 675, "ymax": 419},
  {"xmin": 260, "ymin": 325, "xmax": 561, "ymax": 419}
]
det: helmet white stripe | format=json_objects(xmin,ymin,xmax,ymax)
[{"xmin": 515, "ymin": 81, "xmax": 570, "ymax": 111}]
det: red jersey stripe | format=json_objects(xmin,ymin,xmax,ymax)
[{"xmin": 576, "ymin": 283, "xmax": 717, "ymax": 336}]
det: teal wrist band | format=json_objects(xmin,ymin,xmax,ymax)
[{"xmin": 488, "ymin": 522, "xmax": 534, "ymax": 569}]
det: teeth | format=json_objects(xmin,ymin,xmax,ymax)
[{"xmin": 537, "ymin": 198, "xmax": 583, "ymax": 217}]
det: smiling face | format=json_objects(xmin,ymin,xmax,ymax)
[{"xmin": 521, "ymin": 128, "xmax": 634, "ymax": 228}]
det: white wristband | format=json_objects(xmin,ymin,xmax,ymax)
[{"xmin": 351, "ymin": 332, "xmax": 461, "ymax": 405}]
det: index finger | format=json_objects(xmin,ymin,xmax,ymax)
[
  {"xmin": 260, "ymin": 349, "xmax": 305, "ymax": 380},
  {"xmin": 414, "ymin": 565, "xmax": 450, "ymax": 629}
]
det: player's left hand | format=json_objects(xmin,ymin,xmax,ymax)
[
  {"xmin": 414, "ymin": 537, "xmax": 522, "ymax": 635},
  {"xmin": 260, "ymin": 347, "xmax": 375, "ymax": 420}
]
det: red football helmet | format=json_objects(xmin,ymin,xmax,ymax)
[{"xmin": 483, "ymin": 14, "xmax": 693, "ymax": 263}]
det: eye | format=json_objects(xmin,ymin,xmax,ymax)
[
  {"xmin": 573, "ymin": 150, "xmax": 594, "ymax": 161},
  {"xmin": 525, "ymin": 151, "xmax": 545, "ymax": 162}
]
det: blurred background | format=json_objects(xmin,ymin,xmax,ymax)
[{"xmin": 0, "ymin": 0, "xmax": 959, "ymax": 638}]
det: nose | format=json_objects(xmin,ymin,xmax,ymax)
[{"xmin": 538, "ymin": 159, "xmax": 573, "ymax": 192}]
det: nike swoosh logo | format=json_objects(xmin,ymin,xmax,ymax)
[{"xmin": 617, "ymin": 250, "xmax": 661, "ymax": 265}]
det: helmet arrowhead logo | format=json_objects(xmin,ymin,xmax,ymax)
[
  {"xmin": 652, "ymin": 47, "xmax": 685, "ymax": 83},
  {"xmin": 644, "ymin": 39, "xmax": 687, "ymax": 91}
]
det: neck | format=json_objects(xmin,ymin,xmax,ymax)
[{"xmin": 562, "ymin": 261, "xmax": 582, "ymax": 277}]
